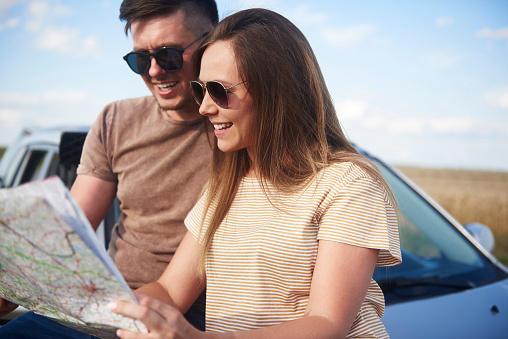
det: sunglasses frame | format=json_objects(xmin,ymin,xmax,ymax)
[
  {"xmin": 123, "ymin": 32, "xmax": 208, "ymax": 75},
  {"xmin": 190, "ymin": 80, "xmax": 247, "ymax": 109}
]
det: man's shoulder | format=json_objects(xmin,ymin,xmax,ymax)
[
  {"xmin": 105, "ymin": 96, "xmax": 157, "ymax": 111},
  {"xmin": 98, "ymin": 96, "xmax": 158, "ymax": 124}
]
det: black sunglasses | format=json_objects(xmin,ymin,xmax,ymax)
[
  {"xmin": 123, "ymin": 32, "xmax": 208, "ymax": 75},
  {"xmin": 190, "ymin": 80, "xmax": 247, "ymax": 108}
]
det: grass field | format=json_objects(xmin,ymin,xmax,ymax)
[{"xmin": 397, "ymin": 166, "xmax": 508, "ymax": 265}]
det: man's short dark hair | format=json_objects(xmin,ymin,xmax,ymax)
[{"xmin": 119, "ymin": 0, "xmax": 218, "ymax": 36}]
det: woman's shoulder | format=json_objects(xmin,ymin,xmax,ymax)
[
  {"xmin": 322, "ymin": 161, "xmax": 373, "ymax": 182},
  {"xmin": 316, "ymin": 161, "xmax": 389, "ymax": 197}
]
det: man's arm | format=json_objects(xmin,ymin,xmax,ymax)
[{"xmin": 70, "ymin": 174, "xmax": 117, "ymax": 231}]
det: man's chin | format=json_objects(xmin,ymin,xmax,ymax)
[
  {"xmin": 155, "ymin": 97, "xmax": 199, "ymax": 119},
  {"xmin": 155, "ymin": 97, "xmax": 185, "ymax": 111}
]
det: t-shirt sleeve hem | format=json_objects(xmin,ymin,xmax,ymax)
[{"xmin": 76, "ymin": 165, "xmax": 117, "ymax": 182}]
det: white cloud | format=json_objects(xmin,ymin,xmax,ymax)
[
  {"xmin": 0, "ymin": 92, "xmax": 36, "ymax": 104},
  {"xmin": 36, "ymin": 25, "xmax": 79, "ymax": 51},
  {"xmin": 239, "ymin": 0, "xmax": 280, "ymax": 8},
  {"xmin": 436, "ymin": 16, "xmax": 453, "ymax": 28},
  {"xmin": 337, "ymin": 100, "xmax": 367, "ymax": 120},
  {"xmin": 34, "ymin": 25, "xmax": 100, "ymax": 57},
  {"xmin": 0, "ymin": 90, "xmax": 88, "ymax": 104},
  {"xmin": 484, "ymin": 87, "xmax": 508, "ymax": 109},
  {"xmin": 418, "ymin": 50, "xmax": 462, "ymax": 70},
  {"xmin": 24, "ymin": 0, "xmax": 50, "ymax": 32},
  {"xmin": 387, "ymin": 117, "xmax": 426, "ymax": 134},
  {"xmin": 0, "ymin": 108, "xmax": 24, "ymax": 124},
  {"xmin": 8, "ymin": 0, "xmax": 101, "ymax": 57},
  {"xmin": 363, "ymin": 114, "xmax": 387, "ymax": 130},
  {"xmin": 0, "ymin": 0, "xmax": 25, "ymax": 16},
  {"xmin": 476, "ymin": 26, "xmax": 508, "ymax": 40},
  {"xmin": 0, "ymin": 0, "xmax": 24, "ymax": 31},
  {"xmin": 429, "ymin": 116, "xmax": 473, "ymax": 133},
  {"xmin": 43, "ymin": 91, "xmax": 87, "ymax": 103},
  {"xmin": 288, "ymin": 4, "xmax": 328, "ymax": 27},
  {"xmin": 0, "ymin": 16, "xmax": 20, "ymax": 31},
  {"xmin": 24, "ymin": 0, "xmax": 71, "ymax": 31},
  {"xmin": 321, "ymin": 24, "xmax": 377, "ymax": 49},
  {"xmin": 352, "ymin": 110, "xmax": 474, "ymax": 135}
]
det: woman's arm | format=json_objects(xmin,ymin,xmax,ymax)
[{"xmin": 112, "ymin": 238, "xmax": 378, "ymax": 339}]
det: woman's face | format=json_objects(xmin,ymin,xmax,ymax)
[{"xmin": 198, "ymin": 40, "xmax": 255, "ymax": 155}]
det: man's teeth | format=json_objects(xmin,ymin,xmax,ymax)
[
  {"xmin": 214, "ymin": 123, "xmax": 233, "ymax": 130},
  {"xmin": 156, "ymin": 82, "xmax": 177, "ymax": 90}
]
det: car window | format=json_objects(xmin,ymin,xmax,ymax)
[
  {"xmin": 373, "ymin": 163, "xmax": 507, "ymax": 304},
  {"xmin": 13, "ymin": 146, "xmax": 58, "ymax": 187},
  {"xmin": 19, "ymin": 150, "xmax": 48, "ymax": 184}
]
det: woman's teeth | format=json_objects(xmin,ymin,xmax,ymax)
[{"xmin": 214, "ymin": 123, "xmax": 233, "ymax": 130}]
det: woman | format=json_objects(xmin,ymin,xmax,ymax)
[{"xmin": 111, "ymin": 8, "xmax": 401, "ymax": 338}]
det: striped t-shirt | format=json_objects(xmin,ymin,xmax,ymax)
[{"xmin": 185, "ymin": 162, "xmax": 401, "ymax": 337}]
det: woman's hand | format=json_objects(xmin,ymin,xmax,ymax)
[{"xmin": 110, "ymin": 294, "xmax": 204, "ymax": 339}]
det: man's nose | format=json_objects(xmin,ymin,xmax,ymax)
[{"xmin": 148, "ymin": 57, "xmax": 165, "ymax": 77}]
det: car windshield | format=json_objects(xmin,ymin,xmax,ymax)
[{"xmin": 372, "ymin": 162, "xmax": 507, "ymax": 305}]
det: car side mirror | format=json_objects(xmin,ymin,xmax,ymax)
[{"xmin": 464, "ymin": 222, "xmax": 495, "ymax": 253}]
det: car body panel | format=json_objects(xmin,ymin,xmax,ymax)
[{"xmin": 383, "ymin": 279, "xmax": 508, "ymax": 338}]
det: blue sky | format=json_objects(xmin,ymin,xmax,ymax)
[{"xmin": 0, "ymin": 0, "xmax": 507, "ymax": 171}]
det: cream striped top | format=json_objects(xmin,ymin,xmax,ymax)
[{"xmin": 185, "ymin": 162, "xmax": 401, "ymax": 337}]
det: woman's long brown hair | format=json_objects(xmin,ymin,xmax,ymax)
[{"xmin": 192, "ymin": 8, "xmax": 394, "ymax": 273}]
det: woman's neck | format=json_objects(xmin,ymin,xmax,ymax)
[{"xmin": 246, "ymin": 147, "xmax": 258, "ymax": 177}]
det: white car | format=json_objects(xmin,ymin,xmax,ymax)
[
  {"xmin": 1, "ymin": 128, "xmax": 507, "ymax": 337},
  {"xmin": 366, "ymin": 148, "xmax": 508, "ymax": 338}
]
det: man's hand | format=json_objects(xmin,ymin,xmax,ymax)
[{"xmin": 0, "ymin": 297, "xmax": 19, "ymax": 317}]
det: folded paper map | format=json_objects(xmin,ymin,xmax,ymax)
[{"xmin": 0, "ymin": 176, "xmax": 147, "ymax": 338}]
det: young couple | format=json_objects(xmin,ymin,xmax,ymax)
[
  {"xmin": 1, "ymin": 2, "xmax": 400, "ymax": 338},
  {"xmin": 112, "ymin": 7, "xmax": 401, "ymax": 339}
]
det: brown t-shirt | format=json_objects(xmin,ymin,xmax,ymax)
[{"xmin": 77, "ymin": 96, "xmax": 212, "ymax": 289}]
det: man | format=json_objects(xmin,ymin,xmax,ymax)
[{"xmin": 0, "ymin": 0, "xmax": 218, "ymax": 337}]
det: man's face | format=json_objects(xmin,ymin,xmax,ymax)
[{"xmin": 130, "ymin": 10, "xmax": 203, "ymax": 121}]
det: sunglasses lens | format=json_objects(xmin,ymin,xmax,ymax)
[
  {"xmin": 207, "ymin": 81, "xmax": 229, "ymax": 108},
  {"xmin": 156, "ymin": 48, "xmax": 183, "ymax": 72},
  {"xmin": 124, "ymin": 48, "xmax": 184, "ymax": 75},
  {"xmin": 190, "ymin": 81, "xmax": 204, "ymax": 105},
  {"xmin": 125, "ymin": 53, "xmax": 150, "ymax": 75}
]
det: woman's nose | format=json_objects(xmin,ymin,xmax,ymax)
[{"xmin": 199, "ymin": 90, "xmax": 219, "ymax": 116}]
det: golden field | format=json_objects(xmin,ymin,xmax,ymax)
[{"xmin": 397, "ymin": 166, "xmax": 508, "ymax": 264}]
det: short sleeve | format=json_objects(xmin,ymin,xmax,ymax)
[
  {"xmin": 185, "ymin": 188, "xmax": 210, "ymax": 243},
  {"xmin": 77, "ymin": 104, "xmax": 117, "ymax": 182},
  {"xmin": 317, "ymin": 171, "xmax": 401, "ymax": 267}
]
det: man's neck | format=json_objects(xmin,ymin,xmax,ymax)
[{"xmin": 163, "ymin": 108, "xmax": 201, "ymax": 122}]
